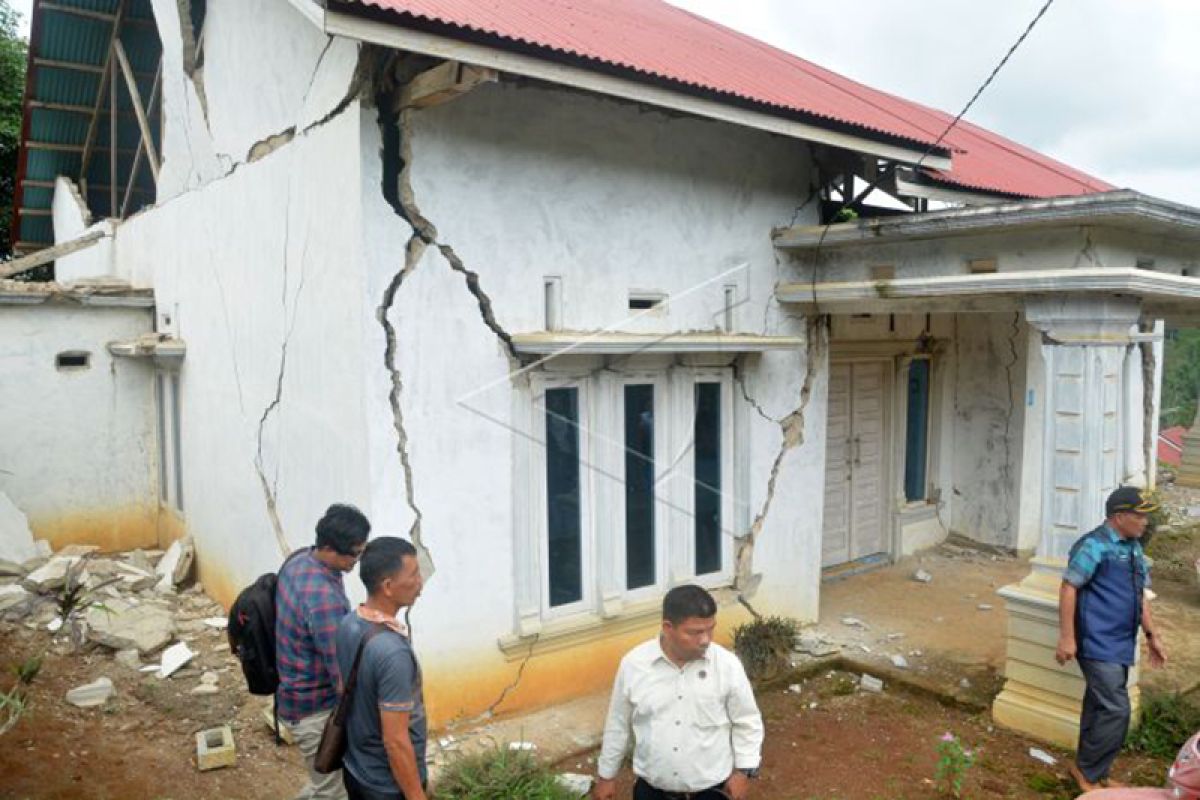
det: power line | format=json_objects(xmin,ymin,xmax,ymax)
[{"xmin": 805, "ymin": 0, "xmax": 1058, "ymax": 302}]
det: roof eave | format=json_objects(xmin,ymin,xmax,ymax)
[
  {"xmin": 772, "ymin": 190, "xmax": 1200, "ymax": 249},
  {"xmin": 298, "ymin": 0, "xmax": 954, "ymax": 170}
]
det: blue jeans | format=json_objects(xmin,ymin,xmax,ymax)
[{"xmin": 1077, "ymin": 658, "xmax": 1131, "ymax": 783}]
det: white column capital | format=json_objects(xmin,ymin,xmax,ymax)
[{"xmin": 1024, "ymin": 296, "xmax": 1141, "ymax": 345}]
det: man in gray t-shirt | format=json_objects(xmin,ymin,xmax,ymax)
[{"xmin": 334, "ymin": 538, "xmax": 427, "ymax": 800}]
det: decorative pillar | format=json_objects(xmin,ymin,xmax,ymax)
[{"xmin": 992, "ymin": 297, "xmax": 1142, "ymax": 749}]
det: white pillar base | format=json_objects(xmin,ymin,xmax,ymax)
[{"xmin": 992, "ymin": 558, "xmax": 1140, "ymax": 750}]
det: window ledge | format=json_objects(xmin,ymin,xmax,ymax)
[
  {"xmin": 899, "ymin": 502, "xmax": 938, "ymax": 522},
  {"xmin": 496, "ymin": 598, "xmax": 665, "ymax": 662}
]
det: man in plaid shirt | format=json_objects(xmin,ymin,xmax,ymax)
[{"xmin": 276, "ymin": 504, "xmax": 370, "ymax": 800}]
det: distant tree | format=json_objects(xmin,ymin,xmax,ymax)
[
  {"xmin": 0, "ymin": 0, "xmax": 26, "ymax": 261},
  {"xmin": 1160, "ymin": 328, "xmax": 1200, "ymax": 429}
]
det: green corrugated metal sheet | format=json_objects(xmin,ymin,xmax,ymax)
[{"xmin": 14, "ymin": 0, "xmax": 162, "ymax": 251}]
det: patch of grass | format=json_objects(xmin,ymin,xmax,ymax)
[
  {"xmin": 732, "ymin": 615, "xmax": 799, "ymax": 683},
  {"xmin": 434, "ymin": 747, "xmax": 578, "ymax": 800},
  {"xmin": 1128, "ymin": 691, "xmax": 1200, "ymax": 759},
  {"xmin": 1025, "ymin": 771, "xmax": 1074, "ymax": 798}
]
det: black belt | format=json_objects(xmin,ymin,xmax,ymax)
[{"xmin": 634, "ymin": 777, "xmax": 729, "ymax": 799}]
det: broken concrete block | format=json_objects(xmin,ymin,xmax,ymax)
[
  {"xmin": 890, "ymin": 654, "xmax": 909, "ymax": 669},
  {"xmin": 21, "ymin": 556, "xmax": 83, "ymax": 593},
  {"xmin": 262, "ymin": 705, "xmax": 295, "ymax": 744},
  {"xmin": 860, "ymin": 674, "xmax": 884, "ymax": 693},
  {"xmin": 0, "ymin": 491, "xmax": 38, "ymax": 564},
  {"xmin": 157, "ymin": 641, "xmax": 195, "ymax": 678},
  {"xmin": 65, "ymin": 676, "xmax": 114, "ymax": 707},
  {"xmin": 196, "ymin": 725, "xmax": 236, "ymax": 771},
  {"xmin": 555, "ymin": 773, "xmax": 594, "ymax": 796},
  {"xmin": 115, "ymin": 649, "xmax": 141, "ymax": 670},
  {"xmin": 155, "ymin": 537, "xmax": 195, "ymax": 593},
  {"xmin": 0, "ymin": 584, "xmax": 33, "ymax": 613},
  {"xmin": 912, "ymin": 569, "xmax": 933, "ymax": 583},
  {"xmin": 86, "ymin": 601, "xmax": 174, "ymax": 655}
]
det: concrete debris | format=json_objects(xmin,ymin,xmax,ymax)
[
  {"xmin": 191, "ymin": 683, "xmax": 220, "ymax": 695},
  {"xmin": 0, "ymin": 490, "xmax": 38, "ymax": 563},
  {"xmin": 890, "ymin": 654, "xmax": 909, "ymax": 669},
  {"xmin": 787, "ymin": 684, "xmax": 803, "ymax": 694},
  {"xmin": 0, "ymin": 558, "xmax": 27, "ymax": 577},
  {"xmin": 47, "ymin": 616, "xmax": 63, "ymax": 632},
  {"xmin": 65, "ymin": 676, "xmax": 114, "ymax": 708},
  {"xmin": 912, "ymin": 569, "xmax": 933, "ymax": 583},
  {"xmin": 793, "ymin": 631, "xmax": 840, "ymax": 657},
  {"xmin": 508, "ymin": 741, "xmax": 537, "ymax": 752},
  {"xmin": 859, "ymin": 644, "xmax": 872, "ymax": 653},
  {"xmin": 115, "ymin": 649, "xmax": 142, "ymax": 670},
  {"xmin": 86, "ymin": 600, "xmax": 174, "ymax": 655},
  {"xmin": 155, "ymin": 537, "xmax": 195, "ymax": 593},
  {"xmin": 196, "ymin": 725, "xmax": 236, "ymax": 771},
  {"xmin": 841, "ymin": 616, "xmax": 868, "ymax": 629},
  {"xmin": 0, "ymin": 583, "xmax": 33, "ymax": 613},
  {"xmin": 21, "ymin": 556, "xmax": 83, "ymax": 592},
  {"xmin": 959, "ymin": 678, "xmax": 972, "ymax": 689},
  {"xmin": 202, "ymin": 617, "xmax": 228, "ymax": 630},
  {"xmin": 977, "ymin": 603, "xmax": 994, "ymax": 611},
  {"xmin": 1186, "ymin": 505, "xmax": 1200, "ymax": 518},
  {"xmin": 1028, "ymin": 747, "xmax": 1057, "ymax": 766},
  {"xmin": 859, "ymin": 674, "xmax": 884, "ymax": 693},
  {"xmin": 200, "ymin": 670, "xmax": 219, "ymax": 685},
  {"xmin": 157, "ymin": 641, "xmax": 195, "ymax": 678},
  {"xmin": 262, "ymin": 706, "xmax": 295, "ymax": 744},
  {"xmin": 555, "ymin": 773, "xmax": 594, "ymax": 796},
  {"xmin": 125, "ymin": 549, "xmax": 154, "ymax": 573},
  {"xmin": 886, "ymin": 632, "xmax": 905, "ymax": 641}
]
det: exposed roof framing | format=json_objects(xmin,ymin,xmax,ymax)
[{"xmin": 12, "ymin": 0, "xmax": 163, "ymax": 254}]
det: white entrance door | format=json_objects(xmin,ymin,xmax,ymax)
[{"xmin": 822, "ymin": 361, "xmax": 887, "ymax": 567}]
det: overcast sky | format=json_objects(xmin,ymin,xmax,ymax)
[{"xmin": 9, "ymin": 0, "xmax": 1199, "ymax": 207}]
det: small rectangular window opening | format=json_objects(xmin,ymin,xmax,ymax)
[
  {"xmin": 56, "ymin": 351, "xmax": 90, "ymax": 370},
  {"xmin": 544, "ymin": 277, "xmax": 562, "ymax": 331},
  {"xmin": 629, "ymin": 292, "xmax": 666, "ymax": 312},
  {"xmin": 545, "ymin": 387, "xmax": 583, "ymax": 608}
]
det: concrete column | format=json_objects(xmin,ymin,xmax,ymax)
[{"xmin": 993, "ymin": 296, "xmax": 1143, "ymax": 748}]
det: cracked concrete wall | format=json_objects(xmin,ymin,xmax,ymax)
[
  {"xmin": 50, "ymin": 177, "xmax": 117, "ymax": 284},
  {"xmin": 0, "ymin": 304, "xmax": 158, "ymax": 551},
  {"xmin": 358, "ymin": 81, "xmax": 823, "ymax": 721},
  {"xmin": 111, "ymin": 102, "xmax": 372, "ymax": 604},
  {"xmin": 149, "ymin": 0, "xmax": 360, "ymax": 203},
  {"xmin": 950, "ymin": 312, "xmax": 1028, "ymax": 547}
]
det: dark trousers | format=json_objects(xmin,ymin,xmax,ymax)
[
  {"xmin": 633, "ymin": 777, "xmax": 728, "ymax": 799},
  {"xmin": 1077, "ymin": 658, "xmax": 1131, "ymax": 782},
  {"xmin": 343, "ymin": 768, "xmax": 407, "ymax": 800}
]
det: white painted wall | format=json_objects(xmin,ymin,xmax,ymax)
[
  {"xmin": 0, "ymin": 302, "xmax": 157, "ymax": 544},
  {"xmin": 113, "ymin": 103, "xmax": 373, "ymax": 599},
  {"xmin": 950, "ymin": 312, "xmax": 1027, "ymax": 547}
]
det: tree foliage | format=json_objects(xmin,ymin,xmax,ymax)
[
  {"xmin": 1160, "ymin": 328, "xmax": 1200, "ymax": 429},
  {"xmin": 0, "ymin": 0, "xmax": 27, "ymax": 261}
]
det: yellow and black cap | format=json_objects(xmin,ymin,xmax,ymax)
[{"xmin": 1105, "ymin": 486, "xmax": 1158, "ymax": 517}]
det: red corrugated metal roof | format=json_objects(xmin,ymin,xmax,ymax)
[{"xmin": 340, "ymin": 0, "xmax": 1113, "ymax": 199}]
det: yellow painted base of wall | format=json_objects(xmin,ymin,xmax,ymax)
[{"xmin": 28, "ymin": 505, "xmax": 159, "ymax": 554}]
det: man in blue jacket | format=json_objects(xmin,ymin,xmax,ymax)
[{"xmin": 1055, "ymin": 486, "xmax": 1168, "ymax": 793}]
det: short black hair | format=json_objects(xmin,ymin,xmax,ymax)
[
  {"xmin": 314, "ymin": 504, "xmax": 370, "ymax": 555},
  {"xmin": 663, "ymin": 584, "xmax": 717, "ymax": 624},
  {"xmin": 359, "ymin": 536, "xmax": 418, "ymax": 594}
]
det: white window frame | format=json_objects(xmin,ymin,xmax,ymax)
[
  {"xmin": 530, "ymin": 374, "xmax": 596, "ymax": 621},
  {"xmin": 521, "ymin": 365, "xmax": 737, "ymax": 625}
]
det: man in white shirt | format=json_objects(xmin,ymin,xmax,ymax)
[{"xmin": 593, "ymin": 585, "xmax": 764, "ymax": 800}]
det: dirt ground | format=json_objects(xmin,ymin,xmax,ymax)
[
  {"xmin": 0, "ymin": 592, "xmax": 305, "ymax": 800},
  {"xmin": 560, "ymin": 669, "xmax": 1174, "ymax": 800}
]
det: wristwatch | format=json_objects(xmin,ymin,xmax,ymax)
[{"xmin": 737, "ymin": 767, "xmax": 761, "ymax": 779}]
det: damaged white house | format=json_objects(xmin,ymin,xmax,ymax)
[{"xmin": 5, "ymin": 0, "xmax": 1200, "ymax": 733}]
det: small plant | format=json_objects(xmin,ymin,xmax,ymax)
[
  {"xmin": 1128, "ymin": 691, "xmax": 1200, "ymax": 759},
  {"xmin": 732, "ymin": 615, "xmax": 799, "ymax": 683},
  {"xmin": 434, "ymin": 746, "xmax": 579, "ymax": 800},
  {"xmin": 0, "ymin": 654, "xmax": 42, "ymax": 736},
  {"xmin": 934, "ymin": 732, "xmax": 976, "ymax": 798},
  {"xmin": 54, "ymin": 556, "xmax": 116, "ymax": 651}
]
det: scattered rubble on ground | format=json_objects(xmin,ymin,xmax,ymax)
[
  {"xmin": 555, "ymin": 772, "xmax": 593, "ymax": 796},
  {"xmin": 65, "ymin": 676, "xmax": 114, "ymax": 708}
]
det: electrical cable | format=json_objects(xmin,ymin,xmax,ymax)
[{"xmin": 804, "ymin": 0, "xmax": 1058, "ymax": 305}]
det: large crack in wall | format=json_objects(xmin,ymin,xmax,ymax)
[
  {"xmin": 1000, "ymin": 311, "xmax": 1020, "ymax": 543},
  {"xmin": 373, "ymin": 65, "xmax": 521, "ymax": 585},
  {"xmin": 731, "ymin": 315, "xmax": 827, "ymax": 611}
]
